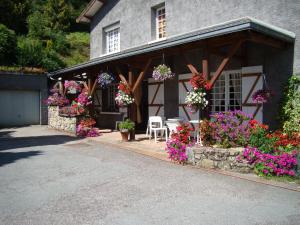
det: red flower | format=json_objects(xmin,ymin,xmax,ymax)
[{"xmin": 190, "ymin": 74, "xmax": 209, "ymax": 90}]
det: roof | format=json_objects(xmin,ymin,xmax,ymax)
[
  {"xmin": 49, "ymin": 17, "xmax": 295, "ymax": 77},
  {"xmin": 76, "ymin": 0, "xmax": 105, "ymax": 23}
]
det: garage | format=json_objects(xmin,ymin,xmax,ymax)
[
  {"xmin": 0, "ymin": 90, "xmax": 40, "ymax": 127},
  {"xmin": 0, "ymin": 73, "xmax": 48, "ymax": 127}
]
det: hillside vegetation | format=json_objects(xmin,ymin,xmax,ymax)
[{"xmin": 0, "ymin": 0, "xmax": 90, "ymax": 72}]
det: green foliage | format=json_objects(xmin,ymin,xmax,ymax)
[
  {"xmin": 280, "ymin": 75, "xmax": 300, "ymax": 134},
  {"xmin": 62, "ymin": 32, "xmax": 89, "ymax": 66},
  {"xmin": 0, "ymin": 24, "xmax": 17, "ymax": 65},
  {"xmin": 27, "ymin": 11, "xmax": 51, "ymax": 39},
  {"xmin": 0, "ymin": 0, "xmax": 31, "ymax": 34},
  {"xmin": 42, "ymin": 49, "xmax": 65, "ymax": 71},
  {"xmin": 119, "ymin": 119, "xmax": 135, "ymax": 131},
  {"xmin": 0, "ymin": 0, "xmax": 90, "ymax": 71},
  {"xmin": 17, "ymin": 37, "xmax": 44, "ymax": 67},
  {"xmin": 249, "ymin": 127, "xmax": 278, "ymax": 153},
  {"xmin": 17, "ymin": 37, "xmax": 65, "ymax": 71},
  {"xmin": 45, "ymin": 0, "xmax": 72, "ymax": 32}
]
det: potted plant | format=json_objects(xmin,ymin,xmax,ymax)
[{"xmin": 118, "ymin": 119, "xmax": 135, "ymax": 141}]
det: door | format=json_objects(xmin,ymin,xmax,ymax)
[
  {"xmin": 241, "ymin": 66, "xmax": 263, "ymax": 122},
  {"xmin": 148, "ymin": 78, "xmax": 164, "ymax": 117},
  {"xmin": 0, "ymin": 90, "xmax": 40, "ymax": 127}
]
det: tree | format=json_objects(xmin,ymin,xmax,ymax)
[
  {"xmin": 0, "ymin": 24, "xmax": 17, "ymax": 65},
  {"xmin": 0, "ymin": 0, "xmax": 31, "ymax": 34},
  {"xmin": 44, "ymin": 0, "xmax": 72, "ymax": 32}
]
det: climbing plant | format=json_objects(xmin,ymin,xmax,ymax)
[{"xmin": 280, "ymin": 75, "xmax": 300, "ymax": 134}]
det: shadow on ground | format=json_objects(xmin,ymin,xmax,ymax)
[
  {"xmin": 0, "ymin": 151, "xmax": 42, "ymax": 167},
  {"xmin": 0, "ymin": 135, "xmax": 80, "ymax": 151},
  {"xmin": 0, "ymin": 134, "xmax": 81, "ymax": 167}
]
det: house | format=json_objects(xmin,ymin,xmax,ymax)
[{"xmin": 49, "ymin": 0, "xmax": 300, "ymax": 130}]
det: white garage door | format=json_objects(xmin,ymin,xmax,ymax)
[{"xmin": 0, "ymin": 90, "xmax": 40, "ymax": 127}]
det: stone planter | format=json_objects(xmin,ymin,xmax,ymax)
[
  {"xmin": 48, "ymin": 106, "xmax": 79, "ymax": 134},
  {"xmin": 189, "ymin": 146, "xmax": 253, "ymax": 173}
]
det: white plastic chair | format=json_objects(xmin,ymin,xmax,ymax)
[
  {"xmin": 147, "ymin": 116, "xmax": 168, "ymax": 142},
  {"xmin": 165, "ymin": 121, "xmax": 180, "ymax": 137}
]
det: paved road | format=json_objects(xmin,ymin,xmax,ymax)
[{"xmin": 0, "ymin": 126, "xmax": 299, "ymax": 225}]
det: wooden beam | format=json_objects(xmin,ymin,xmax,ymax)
[
  {"xmin": 132, "ymin": 59, "xmax": 152, "ymax": 93},
  {"xmin": 247, "ymin": 32, "xmax": 285, "ymax": 49},
  {"xmin": 128, "ymin": 70, "xmax": 133, "ymax": 86},
  {"xmin": 209, "ymin": 39, "xmax": 244, "ymax": 88},
  {"xmin": 90, "ymin": 79, "xmax": 98, "ymax": 96},
  {"xmin": 118, "ymin": 74, "xmax": 132, "ymax": 90},
  {"xmin": 202, "ymin": 59, "xmax": 208, "ymax": 79}
]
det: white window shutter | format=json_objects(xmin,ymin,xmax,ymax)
[
  {"xmin": 241, "ymin": 66, "xmax": 263, "ymax": 123},
  {"xmin": 148, "ymin": 78, "xmax": 164, "ymax": 117},
  {"xmin": 178, "ymin": 73, "xmax": 199, "ymax": 121}
]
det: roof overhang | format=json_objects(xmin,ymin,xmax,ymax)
[
  {"xmin": 76, "ymin": 0, "xmax": 105, "ymax": 23},
  {"xmin": 50, "ymin": 17, "xmax": 295, "ymax": 77}
]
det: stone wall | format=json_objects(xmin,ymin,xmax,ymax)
[
  {"xmin": 188, "ymin": 146, "xmax": 253, "ymax": 173},
  {"xmin": 48, "ymin": 106, "xmax": 78, "ymax": 134}
]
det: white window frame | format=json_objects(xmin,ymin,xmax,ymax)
[
  {"xmin": 211, "ymin": 70, "xmax": 242, "ymax": 113},
  {"xmin": 104, "ymin": 24, "xmax": 120, "ymax": 54},
  {"xmin": 156, "ymin": 6, "xmax": 166, "ymax": 40}
]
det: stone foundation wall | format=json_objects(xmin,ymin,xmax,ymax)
[
  {"xmin": 188, "ymin": 146, "xmax": 253, "ymax": 173},
  {"xmin": 48, "ymin": 106, "xmax": 78, "ymax": 134}
]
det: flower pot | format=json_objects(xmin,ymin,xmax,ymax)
[{"xmin": 120, "ymin": 130, "xmax": 129, "ymax": 141}]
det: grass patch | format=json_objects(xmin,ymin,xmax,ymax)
[{"xmin": 0, "ymin": 66, "xmax": 45, "ymax": 74}]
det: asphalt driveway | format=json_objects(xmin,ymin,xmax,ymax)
[{"xmin": 0, "ymin": 126, "xmax": 299, "ymax": 225}]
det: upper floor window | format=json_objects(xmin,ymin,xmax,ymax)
[
  {"xmin": 104, "ymin": 24, "xmax": 120, "ymax": 54},
  {"xmin": 156, "ymin": 6, "xmax": 166, "ymax": 39}
]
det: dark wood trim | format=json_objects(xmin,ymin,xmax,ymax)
[
  {"xmin": 132, "ymin": 59, "xmax": 152, "ymax": 93},
  {"xmin": 243, "ymin": 74, "xmax": 260, "ymax": 105},
  {"xmin": 149, "ymin": 104, "xmax": 163, "ymax": 107},
  {"xmin": 150, "ymin": 83, "xmax": 161, "ymax": 104},
  {"xmin": 181, "ymin": 81, "xmax": 189, "ymax": 92},
  {"xmin": 155, "ymin": 106, "xmax": 161, "ymax": 116},
  {"xmin": 148, "ymin": 81, "xmax": 163, "ymax": 85},
  {"xmin": 208, "ymin": 39, "xmax": 244, "ymax": 88},
  {"xmin": 253, "ymin": 104, "xmax": 262, "ymax": 118},
  {"xmin": 181, "ymin": 105, "xmax": 191, "ymax": 121}
]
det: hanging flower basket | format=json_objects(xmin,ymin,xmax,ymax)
[
  {"xmin": 152, "ymin": 64, "xmax": 175, "ymax": 81},
  {"xmin": 185, "ymin": 90, "xmax": 208, "ymax": 113},
  {"xmin": 252, "ymin": 89, "xmax": 273, "ymax": 104},
  {"xmin": 115, "ymin": 81, "xmax": 134, "ymax": 107},
  {"xmin": 190, "ymin": 74, "xmax": 211, "ymax": 91},
  {"xmin": 97, "ymin": 72, "xmax": 114, "ymax": 88},
  {"xmin": 64, "ymin": 80, "xmax": 81, "ymax": 94}
]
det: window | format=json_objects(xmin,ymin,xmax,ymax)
[
  {"xmin": 104, "ymin": 24, "xmax": 120, "ymax": 54},
  {"xmin": 211, "ymin": 71, "xmax": 242, "ymax": 113},
  {"xmin": 156, "ymin": 6, "xmax": 166, "ymax": 39},
  {"xmin": 102, "ymin": 84, "xmax": 119, "ymax": 112}
]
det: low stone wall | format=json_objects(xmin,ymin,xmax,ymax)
[
  {"xmin": 188, "ymin": 146, "xmax": 253, "ymax": 173},
  {"xmin": 48, "ymin": 106, "xmax": 78, "ymax": 134}
]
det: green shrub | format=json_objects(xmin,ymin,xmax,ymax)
[
  {"xmin": 42, "ymin": 49, "xmax": 65, "ymax": 72},
  {"xmin": 0, "ymin": 24, "xmax": 17, "ymax": 65},
  {"xmin": 119, "ymin": 119, "xmax": 135, "ymax": 131},
  {"xmin": 17, "ymin": 36, "xmax": 44, "ymax": 67},
  {"xmin": 280, "ymin": 75, "xmax": 300, "ymax": 134},
  {"xmin": 249, "ymin": 127, "xmax": 278, "ymax": 153}
]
